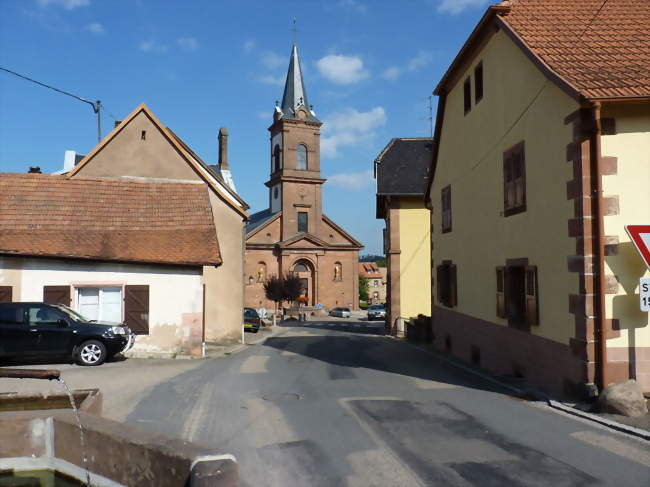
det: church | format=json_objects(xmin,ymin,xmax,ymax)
[{"xmin": 244, "ymin": 44, "xmax": 363, "ymax": 311}]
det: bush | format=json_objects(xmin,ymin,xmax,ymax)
[{"xmin": 359, "ymin": 301, "xmax": 369, "ymax": 310}]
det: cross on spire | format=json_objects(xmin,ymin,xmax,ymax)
[{"xmin": 292, "ymin": 18, "xmax": 298, "ymax": 44}]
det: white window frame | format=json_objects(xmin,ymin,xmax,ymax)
[{"xmin": 75, "ymin": 286, "xmax": 124, "ymax": 323}]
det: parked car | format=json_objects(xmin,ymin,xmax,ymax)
[
  {"xmin": 329, "ymin": 307, "xmax": 352, "ymax": 318},
  {"xmin": 0, "ymin": 302, "xmax": 134, "ymax": 366},
  {"xmin": 243, "ymin": 307, "xmax": 261, "ymax": 333},
  {"xmin": 367, "ymin": 304, "xmax": 386, "ymax": 320}
]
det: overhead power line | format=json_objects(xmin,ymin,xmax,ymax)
[{"xmin": 0, "ymin": 66, "xmax": 103, "ymax": 142}]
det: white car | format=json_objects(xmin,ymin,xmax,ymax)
[
  {"xmin": 329, "ymin": 307, "xmax": 351, "ymax": 318},
  {"xmin": 367, "ymin": 305, "xmax": 386, "ymax": 320}
]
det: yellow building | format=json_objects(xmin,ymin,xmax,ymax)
[
  {"xmin": 427, "ymin": 0, "xmax": 650, "ymax": 396},
  {"xmin": 375, "ymin": 138, "xmax": 433, "ymax": 335}
]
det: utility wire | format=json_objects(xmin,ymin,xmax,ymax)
[
  {"xmin": 577, "ymin": 0, "xmax": 609, "ymax": 40},
  {"xmin": 0, "ymin": 66, "xmax": 99, "ymax": 112},
  {"xmin": 0, "ymin": 66, "xmax": 103, "ymax": 141}
]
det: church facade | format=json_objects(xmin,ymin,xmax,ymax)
[{"xmin": 244, "ymin": 44, "xmax": 362, "ymax": 311}]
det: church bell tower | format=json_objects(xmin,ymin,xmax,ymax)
[{"xmin": 266, "ymin": 44, "xmax": 325, "ymax": 241}]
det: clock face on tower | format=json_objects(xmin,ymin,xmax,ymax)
[{"xmin": 298, "ymin": 185, "xmax": 306, "ymax": 195}]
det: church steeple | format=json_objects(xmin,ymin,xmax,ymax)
[{"xmin": 278, "ymin": 44, "xmax": 319, "ymax": 122}]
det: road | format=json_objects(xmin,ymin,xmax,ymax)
[{"xmin": 122, "ymin": 319, "xmax": 649, "ymax": 487}]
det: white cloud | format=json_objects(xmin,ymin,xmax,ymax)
[
  {"xmin": 139, "ymin": 40, "xmax": 168, "ymax": 53},
  {"xmin": 327, "ymin": 170, "xmax": 374, "ymax": 191},
  {"xmin": 243, "ymin": 39, "xmax": 256, "ymax": 53},
  {"xmin": 84, "ymin": 22, "xmax": 104, "ymax": 34},
  {"xmin": 316, "ymin": 54, "xmax": 369, "ymax": 85},
  {"xmin": 38, "ymin": 0, "xmax": 89, "ymax": 8},
  {"xmin": 382, "ymin": 50, "xmax": 432, "ymax": 81},
  {"xmin": 321, "ymin": 107, "xmax": 386, "ymax": 158},
  {"xmin": 261, "ymin": 51, "xmax": 285, "ymax": 70},
  {"xmin": 437, "ymin": 0, "xmax": 489, "ymax": 15},
  {"xmin": 177, "ymin": 37, "xmax": 199, "ymax": 51},
  {"xmin": 259, "ymin": 74, "xmax": 285, "ymax": 86}
]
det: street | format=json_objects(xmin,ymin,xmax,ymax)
[
  {"xmin": 123, "ymin": 319, "xmax": 649, "ymax": 486},
  {"xmin": 2, "ymin": 318, "xmax": 649, "ymax": 486}
]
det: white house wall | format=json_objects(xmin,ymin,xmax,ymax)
[{"xmin": 14, "ymin": 258, "xmax": 204, "ymax": 356}]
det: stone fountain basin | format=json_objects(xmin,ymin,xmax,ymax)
[
  {"xmin": 0, "ymin": 388, "xmax": 102, "ymax": 414},
  {"xmin": 0, "ymin": 409, "xmax": 237, "ymax": 486}
]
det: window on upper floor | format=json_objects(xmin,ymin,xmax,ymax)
[
  {"xmin": 298, "ymin": 211, "xmax": 308, "ymax": 233},
  {"xmin": 441, "ymin": 185, "xmax": 452, "ymax": 233},
  {"xmin": 503, "ymin": 142, "xmax": 526, "ymax": 216},
  {"xmin": 296, "ymin": 144, "xmax": 308, "ymax": 170},
  {"xmin": 463, "ymin": 77, "xmax": 471, "ymax": 115},
  {"xmin": 273, "ymin": 145, "xmax": 281, "ymax": 172},
  {"xmin": 474, "ymin": 62, "xmax": 483, "ymax": 104}
]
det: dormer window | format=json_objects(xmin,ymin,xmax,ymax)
[{"xmin": 296, "ymin": 145, "xmax": 308, "ymax": 170}]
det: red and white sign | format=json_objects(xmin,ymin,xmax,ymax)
[{"xmin": 625, "ymin": 225, "xmax": 650, "ymax": 269}]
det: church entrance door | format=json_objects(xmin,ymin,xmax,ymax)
[{"xmin": 292, "ymin": 260, "xmax": 315, "ymax": 307}]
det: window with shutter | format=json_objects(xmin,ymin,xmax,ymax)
[
  {"xmin": 0, "ymin": 286, "xmax": 12, "ymax": 303},
  {"xmin": 474, "ymin": 62, "xmax": 483, "ymax": 103},
  {"xmin": 503, "ymin": 142, "xmax": 526, "ymax": 216},
  {"xmin": 43, "ymin": 286, "xmax": 71, "ymax": 306},
  {"xmin": 124, "ymin": 285, "xmax": 149, "ymax": 335},
  {"xmin": 525, "ymin": 266, "xmax": 539, "ymax": 326},
  {"xmin": 436, "ymin": 262, "xmax": 456, "ymax": 308},
  {"xmin": 449, "ymin": 264, "xmax": 457, "ymax": 307},
  {"xmin": 463, "ymin": 77, "xmax": 471, "ymax": 115},
  {"xmin": 496, "ymin": 267, "xmax": 506, "ymax": 318}
]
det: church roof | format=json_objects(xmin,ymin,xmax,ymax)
[
  {"xmin": 279, "ymin": 44, "xmax": 320, "ymax": 122},
  {"xmin": 246, "ymin": 209, "xmax": 279, "ymax": 235}
]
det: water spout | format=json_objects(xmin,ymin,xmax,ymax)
[{"xmin": 58, "ymin": 378, "xmax": 92, "ymax": 487}]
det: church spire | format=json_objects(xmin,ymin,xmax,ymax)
[{"xmin": 279, "ymin": 44, "xmax": 319, "ymax": 122}]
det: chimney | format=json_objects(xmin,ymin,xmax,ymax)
[
  {"xmin": 114, "ymin": 120, "xmax": 122, "ymax": 128},
  {"xmin": 218, "ymin": 127, "xmax": 229, "ymax": 170},
  {"xmin": 28, "ymin": 166, "xmax": 41, "ymax": 174},
  {"xmin": 63, "ymin": 150, "xmax": 77, "ymax": 172}
]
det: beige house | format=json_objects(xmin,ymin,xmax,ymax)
[
  {"xmin": 428, "ymin": 0, "xmax": 650, "ymax": 395},
  {"xmin": 359, "ymin": 262, "xmax": 387, "ymax": 304},
  {"xmin": 245, "ymin": 44, "xmax": 363, "ymax": 311},
  {"xmin": 375, "ymin": 138, "xmax": 433, "ymax": 334},
  {"xmin": 0, "ymin": 104, "xmax": 249, "ymax": 352}
]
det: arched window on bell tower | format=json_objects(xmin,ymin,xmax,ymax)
[
  {"xmin": 296, "ymin": 144, "xmax": 308, "ymax": 170},
  {"xmin": 273, "ymin": 145, "xmax": 282, "ymax": 172}
]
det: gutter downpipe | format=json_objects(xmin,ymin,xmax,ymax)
[{"xmin": 591, "ymin": 101, "xmax": 609, "ymax": 391}]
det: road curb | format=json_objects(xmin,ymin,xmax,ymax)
[{"xmin": 391, "ymin": 336, "xmax": 650, "ymax": 442}]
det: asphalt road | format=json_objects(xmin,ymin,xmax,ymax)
[{"xmin": 123, "ymin": 319, "xmax": 650, "ymax": 487}]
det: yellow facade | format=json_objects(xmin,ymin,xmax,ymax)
[
  {"xmin": 398, "ymin": 197, "xmax": 432, "ymax": 320},
  {"xmin": 430, "ymin": 28, "xmax": 580, "ymax": 345},
  {"xmin": 600, "ymin": 103, "xmax": 650, "ymax": 354}
]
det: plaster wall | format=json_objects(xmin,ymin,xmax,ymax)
[
  {"xmin": 74, "ymin": 111, "xmax": 200, "ymax": 181},
  {"xmin": 204, "ymin": 191, "xmax": 246, "ymax": 343},
  {"xmin": 398, "ymin": 198, "xmax": 431, "ymax": 320},
  {"xmin": 0, "ymin": 256, "xmax": 22, "ymax": 298},
  {"xmin": 430, "ymin": 29, "xmax": 580, "ymax": 345},
  {"xmin": 15, "ymin": 258, "xmax": 203, "ymax": 354},
  {"xmin": 600, "ymin": 102, "xmax": 650, "ymax": 385}
]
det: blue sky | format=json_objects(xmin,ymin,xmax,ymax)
[{"xmin": 0, "ymin": 0, "xmax": 491, "ymax": 255}]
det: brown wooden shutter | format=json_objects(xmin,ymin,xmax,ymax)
[
  {"xmin": 125, "ymin": 285, "xmax": 149, "ymax": 335},
  {"xmin": 0, "ymin": 286, "xmax": 12, "ymax": 303},
  {"xmin": 525, "ymin": 266, "xmax": 539, "ymax": 326},
  {"xmin": 436, "ymin": 265, "xmax": 443, "ymax": 304},
  {"xmin": 496, "ymin": 267, "xmax": 507, "ymax": 318},
  {"xmin": 43, "ymin": 286, "xmax": 71, "ymax": 306},
  {"xmin": 449, "ymin": 264, "xmax": 457, "ymax": 307}
]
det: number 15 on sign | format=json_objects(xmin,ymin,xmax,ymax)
[{"xmin": 642, "ymin": 278, "xmax": 650, "ymax": 312}]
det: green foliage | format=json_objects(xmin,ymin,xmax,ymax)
[
  {"xmin": 264, "ymin": 275, "xmax": 284, "ymax": 305},
  {"xmin": 375, "ymin": 257, "xmax": 387, "ymax": 267},
  {"xmin": 359, "ymin": 274, "xmax": 369, "ymax": 302},
  {"xmin": 359, "ymin": 301, "xmax": 369, "ymax": 310},
  {"xmin": 282, "ymin": 273, "xmax": 305, "ymax": 304}
]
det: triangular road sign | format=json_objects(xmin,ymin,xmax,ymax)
[{"xmin": 625, "ymin": 225, "xmax": 650, "ymax": 269}]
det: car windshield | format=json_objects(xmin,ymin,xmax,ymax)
[
  {"xmin": 52, "ymin": 304, "xmax": 90, "ymax": 322},
  {"xmin": 244, "ymin": 308, "xmax": 259, "ymax": 319},
  {"xmin": 370, "ymin": 305, "xmax": 384, "ymax": 310}
]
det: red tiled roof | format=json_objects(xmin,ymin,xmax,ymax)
[
  {"xmin": 0, "ymin": 173, "xmax": 221, "ymax": 266},
  {"xmin": 498, "ymin": 0, "xmax": 650, "ymax": 99},
  {"xmin": 359, "ymin": 262, "xmax": 382, "ymax": 278}
]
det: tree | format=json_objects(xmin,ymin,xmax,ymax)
[
  {"xmin": 359, "ymin": 274, "xmax": 369, "ymax": 302},
  {"xmin": 282, "ymin": 273, "xmax": 305, "ymax": 305},
  {"xmin": 264, "ymin": 275, "xmax": 284, "ymax": 314}
]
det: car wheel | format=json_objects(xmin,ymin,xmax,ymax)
[{"xmin": 77, "ymin": 340, "xmax": 107, "ymax": 366}]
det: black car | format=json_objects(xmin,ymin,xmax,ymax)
[
  {"xmin": 243, "ymin": 307, "xmax": 261, "ymax": 333},
  {"xmin": 0, "ymin": 302, "xmax": 135, "ymax": 366}
]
